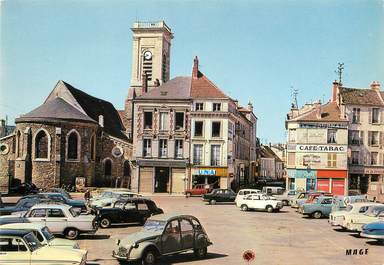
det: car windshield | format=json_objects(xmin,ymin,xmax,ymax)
[
  {"xmin": 23, "ymin": 232, "xmax": 43, "ymax": 252},
  {"xmin": 41, "ymin": 226, "xmax": 55, "ymax": 242},
  {"xmin": 143, "ymin": 220, "xmax": 166, "ymax": 231},
  {"xmin": 69, "ymin": 207, "xmax": 80, "ymax": 217},
  {"xmin": 364, "ymin": 206, "xmax": 384, "ymax": 217}
]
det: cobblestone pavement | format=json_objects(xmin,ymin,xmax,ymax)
[{"xmin": 2, "ymin": 195, "xmax": 383, "ymax": 265}]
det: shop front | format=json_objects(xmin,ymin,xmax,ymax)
[
  {"xmin": 287, "ymin": 169, "xmax": 317, "ymax": 192},
  {"xmin": 316, "ymin": 170, "xmax": 347, "ymax": 196},
  {"xmin": 350, "ymin": 166, "xmax": 384, "ymax": 195},
  {"xmin": 191, "ymin": 167, "xmax": 228, "ymax": 189}
]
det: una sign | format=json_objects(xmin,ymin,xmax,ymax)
[
  {"xmin": 199, "ymin": 169, "xmax": 216, "ymax": 175},
  {"xmin": 296, "ymin": 144, "xmax": 346, "ymax": 153}
]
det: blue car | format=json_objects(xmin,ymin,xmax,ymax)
[
  {"xmin": 300, "ymin": 196, "xmax": 334, "ymax": 219},
  {"xmin": 361, "ymin": 221, "xmax": 384, "ymax": 243}
]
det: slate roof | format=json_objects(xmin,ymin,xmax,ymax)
[
  {"xmin": 191, "ymin": 71, "xmax": 229, "ymax": 99},
  {"xmin": 339, "ymin": 87, "xmax": 384, "ymax": 106},
  {"xmin": 291, "ymin": 101, "xmax": 347, "ymax": 122},
  {"xmin": 61, "ymin": 81, "xmax": 128, "ymax": 140},
  {"xmin": 136, "ymin": 77, "xmax": 191, "ymax": 100},
  {"xmin": 260, "ymin": 145, "xmax": 283, "ymax": 162},
  {"xmin": 16, "ymin": 97, "xmax": 97, "ymax": 124}
]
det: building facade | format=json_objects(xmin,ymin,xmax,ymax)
[{"xmin": 259, "ymin": 145, "xmax": 284, "ymax": 180}]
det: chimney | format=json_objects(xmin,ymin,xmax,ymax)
[
  {"xmin": 370, "ymin": 81, "xmax": 381, "ymax": 91},
  {"xmin": 247, "ymin": 101, "xmax": 253, "ymax": 112},
  {"xmin": 192, "ymin": 56, "xmax": 199, "ymax": 79},
  {"xmin": 98, "ymin": 115, "xmax": 104, "ymax": 127},
  {"xmin": 316, "ymin": 104, "xmax": 321, "ymax": 119},
  {"xmin": 142, "ymin": 72, "xmax": 148, "ymax": 94},
  {"xmin": 332, "ymin": 80, "xmax": 339, "ymax": 102}
]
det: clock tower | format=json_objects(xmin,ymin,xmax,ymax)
[{"xmin": 124, "ymin": 21, "xmax": 173, "ymax": 139}]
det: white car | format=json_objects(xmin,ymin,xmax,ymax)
[
  {"xmin": 0, "ymin": 223, "xmax": 81, "ymax": 249},
  {"xmin": 329, "ymin": 202, "xmax": 379, "ymax": 227},
  {"xmin": 0, "ymin": 203, "xmax": 98, "ymax": 239},
  {"xmin": 89, "ymin": 190, "xmax": 141, "ymax": 208},
  {"xmin": 343, "ymin": 205, "xmax": 384, "ymax": 232},
  {"xmin": 238, "ymin": 194, "xmax": 283, "ymax": 213},
  {"xmin": 235, "ymin": 189, "xmax": 262, "ymax": 207}
]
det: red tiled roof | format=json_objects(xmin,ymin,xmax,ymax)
[
  {"xmin": 191, "ymin": 71, "xmax": 229, "ymax": 99},
  {"xmin": 339, "ymin": 87, "xmax": 384, "ymax": 106},
  {"xmin": 291, "ymin": 101, "xmax": 347, "ymax": 122}
]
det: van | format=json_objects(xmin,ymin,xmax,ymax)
[{"xmin": 262, "ymin": 186, "xmax": 285, "ymax": 196}]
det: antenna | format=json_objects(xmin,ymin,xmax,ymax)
[
  {"xmin": 291, "ymin": 86, "xmax": 299, "ymax": 109},
  {"xmin": 335, "ymin": 63, "xmax": 344, "ymax": 85}
]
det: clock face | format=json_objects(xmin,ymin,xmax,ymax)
[{"xmin": 144, "ymin": 51, "xmax": 152, "ymax": 60}]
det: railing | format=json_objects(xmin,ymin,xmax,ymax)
[{"xmin": 132, "ymin": 21, "xmax": 171, "ymax": 32}]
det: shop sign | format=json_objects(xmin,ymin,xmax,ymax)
[
  {"xmin": 199, "ymin": 169, "xmax": 216, "ymax": 175},
  {"xmin": 299, "ymin": 123, "xmax": 348, "ymax": 129},
  {"xmin": 349, "ymin": 166, "xmax": 384, "ymax": 175},
  {"xmin": 302, "ymin": 154, "xmax": 321, "ymax": 165},
  {"xmin": 296, "ymin": 144, "xmax": 346, "ymax": 153}
]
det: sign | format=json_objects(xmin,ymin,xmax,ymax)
[
  {"xmin": 302, "ymin": 154, "xmax": 321, "ymax": 165},
  {"xmin": 296, "ymin": 144, "xmax": 347, "ymax": 153},
  {"xmin": 299, "ymin": 123, "xmax": 348, "ymax": 129},
  {"xmin": 349, "ymin": 166, "xmax": 384, "ymax": 175},
  {"xmin": 199, "ymin": 169, "xmax": 216, "ymax": 175}
]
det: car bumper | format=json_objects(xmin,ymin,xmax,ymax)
[
  {"xmin": 360, "ymin": 232, "xmax": 384, "ymax": 239},
  {"xmin": 345, "ymin": 223, "xmax": 364, "ymax": 232}
]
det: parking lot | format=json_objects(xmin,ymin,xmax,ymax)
[{"xmin": 48, "ymin": 195, "xmax": 383, "ymax": 265}]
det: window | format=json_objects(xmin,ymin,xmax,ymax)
[
  {"xmin": 143, "ymin": 51, "xmax": 153, "ymax": 81},
  {"xmin": 123, "ymin": 161, "xmax": 131, "ymax": 177},
  {"xmin": 213, "ymin": 103, "xmax": 221, "ymax": 111},
  {"xmin": 16, "ymin": 130, "xmax": 22, "ymax": 158},
  {"xmin": 144, "ymin": 112, "xmax": 153, "ymax": 129},
  {"xmin": 352, "ymin": 108, "xmax": 360, "ymax": 123},
  {"xmin": 175, "ymin": 112, "xmax": 184, "ymax": 130},
  {"xmin": 327, "ymin": 129, "xmax": 337, "ymax": 144},
  {"xmin": 327, "ymin": 153, "xmax": 337, "ymax": 168},
  {"xmin": 29, "ymin": 209, "xmax": 46, "ymax": 218},
  {"xmin": 211, "ymin": 145, "xmax": 221, "ymax": 166},
  {"xmin": 48, "ymin": 209, "xmax": 65, "ymax": 218},
  {"xmin": 142, "ymin": 139, "xmax": 151, "ymax": 157},
  {"xmin": 159, "ymin": 139, "xmax": 168, "ymax": 157},
  {"xmin": 372, "ymin": 108, "xmax": 380, "ymax": 124},
  {"xmin": 371, "ymin": 175, "xmax": 379, "ymax": 182},
  {"xmin": 288, "ymin": 153, "xmax": 295, "ymax": 166},
  {"xmin": 175, "ymin": 140, "xmax": 183, "ymax": 159},
  {"xmin": 212, "ymin": 122, "xmax": 221, "ymax": 137},
  {"xmin": 194, "ymin": 121, "xmax": 203, "ymax": 137},
  {"xmin": 35, "ymin": 130, "xmax": 48, "ymax": 159},
  {"xmin": 351, "ymin": 151, "xmax": 359, "ymax": 165},
  {"xmin": 371, "ymin": 152, "xmax": 378, "ymax": 165},
  {"xmin": 369, "ymin": 131, "xmax": 379, "ymax": 146},
  {"xmin": 180, "ymin": 219, "xmax": 194, "ymax": 232},
  {"xmin": 104, "ymin": 159, "xmax": 112, "ymax": 176},
  {"xmin": 195, "ymin": 103, "xmax": 204, "ymax": 111},
  {"xmin": 349, "ymin": 130, "xmax": 360, "ymax": 145},
  {"xmin": 0, "ymin": 238, "xmax": 27, "ymax": 252},
  {"xmin": 288, "ymin": 129, "xmax": 296, "ymax": 143},
  {"xmin": 193, "ymin": 144, "xmax": 203, "ymax": 165},
  {"xmin": 137, "ymin": 202, "xmax": 149, "ymax": 211},
  {"xmin": 159, "ymin": 112, "xmax": 168, "ymax": 130},
  {"xmin": 67, "ymin": 131, "xmax": 79, "ymax": 160},
  {"xmin": 165, "ymin": 220, "xmax": 180, "ymax": 234},
  {"xmin": 90, "ymin": 135, "xmax": 96, "ymax": 161}
]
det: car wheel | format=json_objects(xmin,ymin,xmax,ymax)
[
  {"xmin": 186, "ymin": 192, "xmax": 192, "ymax": 198},
  {"xmin": 312, "ymin": 211, "xmax": 322, "ymax": 219},
  {"xmin": 194, "ymin": 246, "xmax": 207, "ymax": 258},
  {"xmin": 100, "ymin": 217, "xmax": 111, "ymax": 228},
  {"xmin": 266, "ymin": 205, "xmax": 274, "ymax": 213},
  {"xmin": 241, "ymin": 204, "xmax": 248, "ymax": 211},
  {"xmin": 209, "ymin": 199, "xmax": 216, "ymax": 205},
  {"xmin": 141, "ymin": 249, "xmax": 157, "ymax": 265},
  {"xmin": 283, "ymin": 200, "xmax": 288, "ymax": 206},
  {"xmin": 140, "ymin": 216, "xmax": 148, "ymax": 225},
  {"xmin": 64, "ymin": 228, "xmax": 79, "ymax": 240}
]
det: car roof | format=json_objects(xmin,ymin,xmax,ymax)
[
  {"xmin": 148, "ymin": 213, "xmax": 197, "ymax": 222},
  {"xmin": 239, "ymin": 189, "xmax": 261, "ymax": 191},
  {"xmin": 1, "ymin": 223, "xmax": 44, "ymax": 230},
  {"xmin": 0, "ymin": 229, "xmax": 32, "ymax": 237},
  {"xmin": 350, "ymin": 202, "xmax": 381, "ymax": 207},
  {"xmin": 0, "ymin": 217, "xmax": 30, "ymax": 225},
  {"xmin": 30, "ymin": 203, "xmax": 70, "ymax": 209}
]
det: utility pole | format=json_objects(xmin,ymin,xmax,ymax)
[{"xmin": 335, "ymin": 63, "xmax": 344, "ymax": 85}]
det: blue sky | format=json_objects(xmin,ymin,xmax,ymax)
[{"xmin": 1, "ymin": 0, "xmax": 383, "ymax": 142}]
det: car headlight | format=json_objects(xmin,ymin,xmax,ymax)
[
  {"xmin": 132, "ymin": 242, "xmax": 139, "ymax": 248},
  {"xmin": 74, "ymin": 242, "xmax": 80, "ymax": 249}
]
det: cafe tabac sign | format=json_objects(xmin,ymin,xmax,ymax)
[{"xmin": 296, "ymin": 144, "xmax": 347, "ymax": 153}]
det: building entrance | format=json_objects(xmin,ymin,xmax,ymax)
[{"xmin": 155, "ymin": 167, "xmax": 169, "ymax": 192}]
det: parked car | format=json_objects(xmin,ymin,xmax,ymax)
[
  {"xmin": 48, "ymin": 188, "xmax": 73, "ymax": 199},
  {"xmin": 331, "ymin": 195, "xmax": 369, "ymax": 212},
  {"xmin": 299, "ymin": 196, "xmax": 333, "ymax": 218},
  {"xmin": 273, "ymin": 190, "xmax": 298, "ymax": 206},
  {"xmin": 361, "ymin": 221, "xmax": 384, "ymax": 243},
  {"xmin": 202, "ymin": 189, "xmax": 236, "ymax": 205},
  {"xmin": 262, "ymin": 186, "xmax": 285, "ymax": 195},
  {"xmin": 296, "ymin": 192, "xmax": 333, "ymax": 210},
  {"xmin": 290, "ymin": 191, "xmax": 312, "ymax": 208},
  {"xmin": 9, "ymin": 182, "xmax": 39, "ymax": 195},
  {"xmin": 235, "ymin": 189, "xmax": 262, "ymax": 207},
  {"xmin": 185, "ymin": 184, "xmax": 213, "ymax": 197},
  {"xmin": 97, "ymin": 198, "xmax": 164, "ymax": 228},
  {"xmin": 329, "ymin": 202, "xmax": 379, "ymax": 227},
  {"xmin": 113, "ymin": 214, "xmax": 212, "ymax": 265},
  {"xmin": 0, "ymin": 203, "xmax": 98, "ymax": 239},
  {"xmin": 89, "ymin": 190, "xmax": 141, "ymax": 208},
  {"xmin": 0, "ymin": 216, "xmax": 30, "ymax": 225},
  {"xmin": 1, "ymin": 223, "xmax": 81, "ymax": 249},
  {"xmin": 0, "ymin": 195, "xmax": 51, "ymax": 216},
  {"xmin": 343, "ymin": 205, "xmax": 384, "ymax": 232},
  {"xmin": 0, "ymin": 229, "xmax": 87, "ymax": 265},
  {"xmin": 238, "ymin": 194, "xmax": 283, "ymax": 212},
  {"xmin": 39, "ymin": 192, "xmax": 87, "ymax": 212}
]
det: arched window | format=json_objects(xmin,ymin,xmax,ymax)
[
  {"xmin": 123, "ymin": 160, "xmax": 131, "ymax": 177},
  {"xmin": 35, "ymin": 130, "xmax": 49, "ymax": 159},
  {"xmin": 104, "ymin": 159, "xmax": 112, "ymax": 176},
  {"xmin": 90, "ymin": 134, "xmax": 96, "ymax": 161},
  {"xmin": 17, "ymin": 130, "xmax": 22, "ymax": 157},
  {"xmin": 67, "ymin": 131, "xmax": 79, "ymax": 160}
]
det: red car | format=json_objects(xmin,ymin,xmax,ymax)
[
  {"xmin": 185, "ymin": 184, "xmax": 212, "ymax": 197},
  {"xmin": 305, "ymin": 192, "xmax": 333, "ymax": 203}
]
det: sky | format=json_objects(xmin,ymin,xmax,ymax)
[{"xmin": 1, "ymin": 0, "xmax": 383, "ymax": 143}]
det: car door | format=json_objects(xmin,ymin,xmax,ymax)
[
  {"xmin": 180, "ymin": 218, "xmax": 194, "ymax": 250},
  {"xmin": 252, "ymin": 195, "xmax": 263, "ymax": 209},
  {"xmin": 0, "ymin": 237, "xmax": 30, "ymax": 265},
  {"xmin": 161, "ymin": 219, "xmax": 182, "ymax": 254},
  {"xmin": 320, "ymin": 198, "xmax": 333, "ymax": 215},
  {"xmin": 122, "ymin": 201, "xmax": 140, "ymax": 223},
  {"xmin": 45, "ymin": 208, "xmax": 68, "ymax": 234},
  {"xmin": 27, "ymin": 208, "xmax": 47, "ymax": 226}
]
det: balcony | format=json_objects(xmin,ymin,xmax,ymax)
[{"xmin": 132, "ymin": 21, "xmax": 172, "ymax": 33}]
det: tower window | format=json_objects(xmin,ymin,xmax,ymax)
[
  {"xmin": 143, "ymin": 51, "xmax": 153, "ymax": 81},
  {"xmin": 35, "ymin": 130, "xmax": 49, "ymax": 159}
]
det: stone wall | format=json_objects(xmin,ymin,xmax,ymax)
[{"xmin": 0, "ymin": 135, "xmax": 16, "ymax": 192}]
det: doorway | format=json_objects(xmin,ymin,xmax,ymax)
[{"xmin": 155, "ymin": 167, "xmax": 169, "ymax": 192}]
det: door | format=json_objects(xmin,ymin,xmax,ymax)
[
  {"xmin": 45, "ymin": 208, "xmax": 67, "ymax": 233},
  {"xmin": 27, "ymin": 208, "xmax": 47, "ymax": 226},
  {"xmin": 171, "ymin": 169, "xmax": 185, "ymax": 194},
  {"xmin": 155, "ymin": 167, "xmax": 169, "ymax": 193},
  {"xmin": 0, "ymin": 237, "xmax": 30, "ymax": 265},
  {"xmin": 136, "ymin": 200, "xmax": 150, "ymax": 222},
  {"xmin": 161, "ymin": 219, "xmax": 181, "ymax": 254},
  {"xmin": 317, "ymin": 179, "xmax": 329, "ymax": 193},
  {"xmin": 179, "ymin": 218, "xmax": 194, "ymax": 250},
  {"xmin": 320, "ymin": 198, "xmax": 333, "ymax": 215},
  {"xmin": 332, "ymin": 179, "xmax": 345, "ymax": 196},
  {"xmin": 140, "ymin": 167, "xmax": 153, "ymax": 193}
]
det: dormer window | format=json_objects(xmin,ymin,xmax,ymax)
[{"xmin": 213, "ymin": 103, "xmax": 221, "ymax": 112}]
